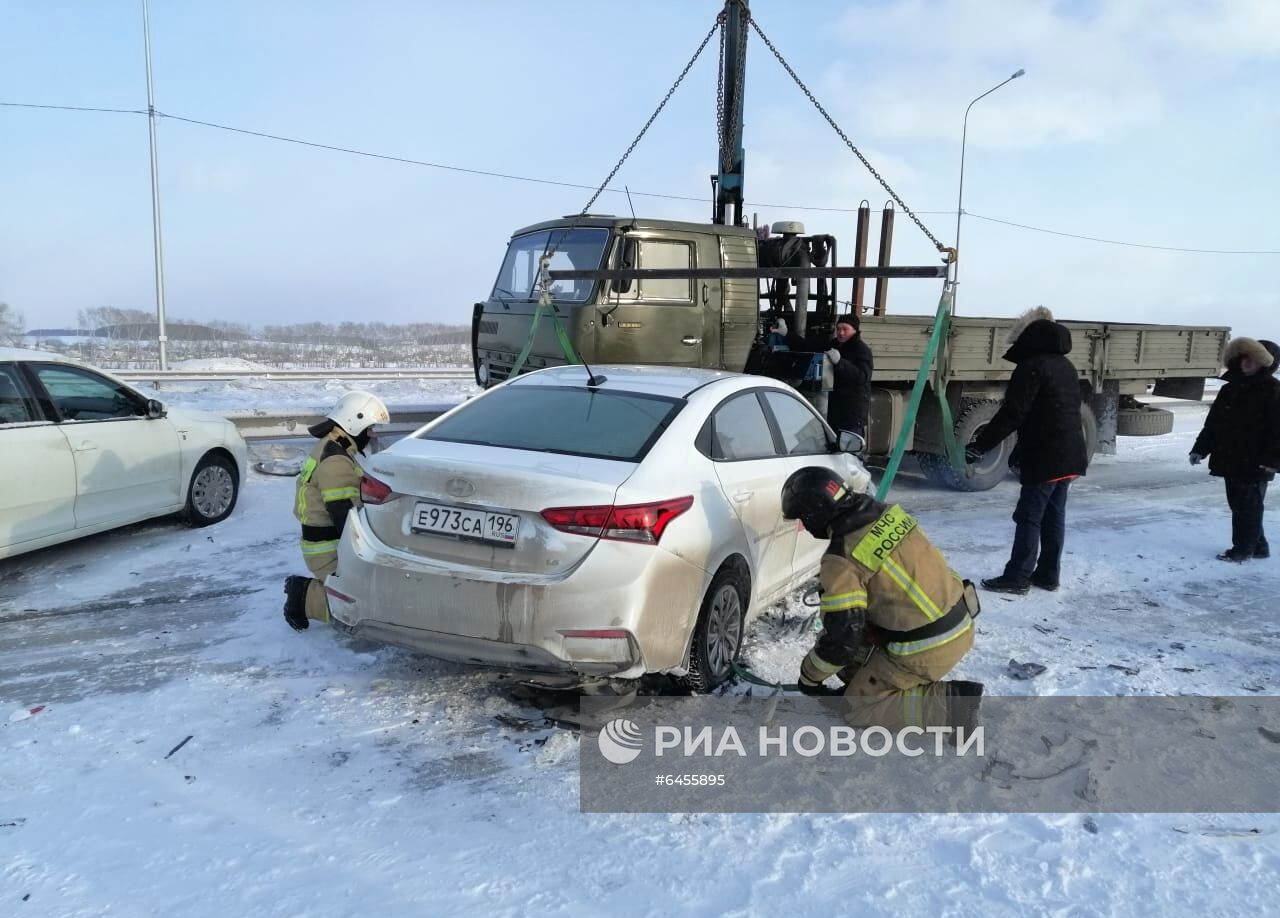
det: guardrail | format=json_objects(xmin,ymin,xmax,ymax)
[
  {"xmin": 116, "ymin": 367, "xmax": 474, "ymax": 385},
  {"xmin": 225, "ymin": 403, "xmax": 461, "ymax": 440}
]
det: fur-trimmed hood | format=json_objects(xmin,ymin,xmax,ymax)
[
  {"xmin": 1223, "ymin": 336, "xmax": 1279, "ymax": 376},
  {"xmin": 1006, "ymin": 306, "xmax": 1055, "ymax": 346},
  {"xmin": 1002, "ymin": 306, "xmax": 1071, "ymax": 363}
]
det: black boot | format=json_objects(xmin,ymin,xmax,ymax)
[
  {"xmin": 1255, "ymin": 542, "xmax": 1270, "ymax": 560},
  {"xmin": 1030, "ymin": 571, "xmax": 1059, "ymax": 591},
  {"xmin": 981, "ymin": 575, "xmax": 1030, "ymax": 595},
  {"xmin": 947, "ymin": 680, "xmax": 985, "ymax": 738},
  {"xmin": 1216, "ymin": 548, "xmax": 1251, "ymax": 563},
  {"xmin": 283, "ymin": 576, "xmax": 311, "ymax": 631}
]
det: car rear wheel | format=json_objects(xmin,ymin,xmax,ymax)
[
  {"xmin": 185, "ymin": 453, "xmax": 239, "ymax": 526},
  {"xmin": 679, "ymin": 565, "xmax": 748, "ymax": 693}
]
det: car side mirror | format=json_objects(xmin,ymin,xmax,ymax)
[
  {"xmin": 838, "ymin": 429, "xmax": 865, "ymax": 454},
  {"xmin": 146, "ymin": 398, "xmax": 167, "ymax": 419}
]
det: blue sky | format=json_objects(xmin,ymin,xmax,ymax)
[{"xmin": 2, "ymin": 0, "xmax": 1277, "ymax": 335}]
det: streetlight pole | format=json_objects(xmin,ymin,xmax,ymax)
[
  {"xmin": 952, "ymin": 68, "xmax": 1024, "ymax": 316},
  {"xmin": 142, "ymin": 0, "xmax": 169, "ymax": 370}
]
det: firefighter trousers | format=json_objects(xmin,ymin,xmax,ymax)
[
  {"xmin": 301, "ymin": 550, "xmax": 338, "ymax": 624},
  {"xmin": 839, "ymin": 626, "xmax": 973, "ymax": 730}
]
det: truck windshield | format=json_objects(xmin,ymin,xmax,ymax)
[{"xmin": 491, "ymin": 227, "xmax": 608, "ymax": 302}]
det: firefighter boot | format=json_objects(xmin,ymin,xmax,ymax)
[
  {"xmin": 283, "ymin": 576, "xmax": 311, "ymax": 631},
  {"xmin": 947, "ymin": 680, "xmax": 985, "ymax": 742}
]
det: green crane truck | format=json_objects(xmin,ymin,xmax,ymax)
[{"xmin": 470, "ymin": 1, "xmax": 1228, "ymax": 491}]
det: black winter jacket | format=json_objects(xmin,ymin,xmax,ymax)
[
  {"xmin": 1191, "ymin": 341, "xmax": 1280, "ymax": 481},
  {"xmin": 780, "ymin": 326, "xmax": 874, "ymax": 434},
  {"xmin": 971, "ymin": 318, "xmax": 1088, "ymax": 484},
  {"xmin": 827, "ymin": 335, "xmax": 874, "ymax": 435}
]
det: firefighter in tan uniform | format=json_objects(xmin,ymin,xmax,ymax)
[
  {"xmin": 781, "ymin": 466, "xmax": 983, "ymax": 730},
  {"xmin": 283, "ymin": 391, "xmax": 390, "ymax": 631}
]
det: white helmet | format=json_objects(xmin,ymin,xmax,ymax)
[{"xmin": 326, "ymin": 390, "xmax": 389, "ymax": 436}]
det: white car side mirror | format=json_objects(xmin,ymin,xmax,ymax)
[
  {"xmin": 146, "ymin": 398, "xmax": 167, "ymax": 419},
  {"xmin": 837, "ymin": 429, "xmax": 865, "ymax": 454}
]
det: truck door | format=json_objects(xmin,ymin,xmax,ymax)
[{"xmin": 595, "ymin": 234, "xmax": 705, "ymax": 367}]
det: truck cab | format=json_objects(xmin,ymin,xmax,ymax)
[{"xmin": 472, "ymin": 216, "xmax": 761, "ymax": 386}]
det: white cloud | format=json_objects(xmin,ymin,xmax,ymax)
[
  {"xmin": 813, "ymin": 0, "xmax": 1273, "ymax": 150},
  {"xmin": 1166, "ymin": 0, "xmax": 1280, "ymax": 57}
]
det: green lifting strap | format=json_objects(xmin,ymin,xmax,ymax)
[
  {"xmin": 508, "ymin": 255, "xmax": 581, "ymax": 380},
  {"xmin": 508, "ymin": 297, "xmax": 580, "ymax": 379},
  {"xmin": 874, "ymin": 283, "xmax": 968, "ymax": 501}
]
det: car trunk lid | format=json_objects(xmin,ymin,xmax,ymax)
[{"xmin": 360, "ymin": 439, "xmax": 635, "ymax": 574}]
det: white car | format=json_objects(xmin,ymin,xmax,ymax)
[
  {"xmin": 0, "ymin": 348, "xmax": 248, "ymax": 560},
  {"xmin": 327, "ymin": 365, "xmax": 872, "ymax": 690}
]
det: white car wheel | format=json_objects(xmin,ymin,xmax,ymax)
[{"xmin": 185, "ymin": 454, "xmax": 239, "ymax": 526}]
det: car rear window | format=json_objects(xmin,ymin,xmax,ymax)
[{"xmin": 421, "ymin": 385, "xmax": 683, "ymax": 461}]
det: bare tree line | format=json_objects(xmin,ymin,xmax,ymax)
[{"xmin": 14, "ymin": 304, "xmax": 472, "ymax": 369}]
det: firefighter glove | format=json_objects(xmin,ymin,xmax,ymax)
[{"xmin": 1189, "ymin": 453, "xmax": 1204, "ymax": 466}]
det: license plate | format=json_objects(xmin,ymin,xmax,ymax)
[{"xmin": 411, "ymin": 501, "xmax": 520, "ymax": 547}]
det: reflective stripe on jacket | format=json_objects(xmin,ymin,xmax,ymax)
[
  {"xmin": 817, "ymin": 504, "xmax": 968, "ymax": 657},
  {"xmin": 293, "ymin": 431, "xmax": 363, "ymax": 540}
]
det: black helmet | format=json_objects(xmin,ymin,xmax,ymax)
[{"xmin": 782, "ymin": 466, "xmax": 862, "ymax": 538}]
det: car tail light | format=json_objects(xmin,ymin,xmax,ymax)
[
  {"xmin": 360, "ymin": 474, "xmax": 394, "ymax": 505},
  {"xmin": 541, "ymin": 496, "xmax": 693, "ymax": 544}
]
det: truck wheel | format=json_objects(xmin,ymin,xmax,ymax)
[
  {"xmin": 1116, "ymin": 405, "xmax": 1174, "ymax": 436},
  {"xmin": 1081, "ymin": 402, "xmax": 1099, "ymax": 464},
  {"xmin": 917, "ymin": 398, "xmax": 1011, "ymax": 492},
  {"xmin": 678, "ymin": 565, "xmax": 748, "ymax": 693}
]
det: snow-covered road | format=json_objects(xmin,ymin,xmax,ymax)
[{"xmin": 3, "ymin": 382, "xmax": 1278, "ymax": 916}]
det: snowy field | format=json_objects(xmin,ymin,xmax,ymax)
[{"xmin": 3, "ymin": 377, "xmax": 1279, "ymax": 916}]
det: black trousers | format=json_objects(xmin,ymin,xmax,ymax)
[
  {"xmin": 1224, "ymin": 478, "xmax": 1268, "ymax": 553},
  {"xmin": 1004, "ymin": 480, "xmax": 1071, "ymax": 582}
]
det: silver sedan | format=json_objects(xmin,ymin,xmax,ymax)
[{"xmin": 326, "ymin": 365, "xmax": 871, "ymax": 691}]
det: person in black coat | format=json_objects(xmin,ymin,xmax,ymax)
[
  {"xmin": 967, "ymin": 306, "xmax": 1088, "ymax": 594},
  {"xmin": 1190, "ymin": 336, "xmax": 1280, "ymax": 562},
  {"xmin": 773, "ymin": 312, "xmax": 874, "ymax": 437}
]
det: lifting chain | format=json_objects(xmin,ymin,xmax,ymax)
[
  {"xmin": 578, "ymin": 14, "xmax": 724, "ymax": 217},
  {"xmin": 749, "ymin": 18, "xmax": 951, "ymax": 259},
  {"xmin": 714, "ymin": 8, "xmax": 747, "ymax": 178}
]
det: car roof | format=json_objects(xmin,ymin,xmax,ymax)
[
  {"xmin": 506, "ymin": 364, "xmax": 784, "ymax": 399},
  {"xmin": 0, "ymin": 346, "xmax": 69, "ymax": 362}
]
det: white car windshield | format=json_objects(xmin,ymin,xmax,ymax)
[
  {"xmin": 421, "ymin": 385, "xmax": 683, "ymax": 461},
  {"xmin": 491, "ymin": 227, "xmax": 608, "ymax": 302}
]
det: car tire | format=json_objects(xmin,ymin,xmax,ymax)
[
  {"xmin": 678, "ymin": 565, "xmax": 748, "ymax": 693},
  {"xmin": 184, "ymin": 453, "xmax": 239, "ymax": 527}
]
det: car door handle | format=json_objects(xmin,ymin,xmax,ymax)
[
  {"xmin": 73, "ymin": 440, "xmax": 98, "ymax": 452},
  {"xmin": 682, "ymin": 336, "xmax": 702, "ymax": 346},
  {"xmin": 732, "ymin": 490, "xmax": 751, "ymax": 503}
]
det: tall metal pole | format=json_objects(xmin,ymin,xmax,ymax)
[
  {"xmin": 952, "ymin": 68, "xmax": 1024, "ymax": 316},
  {"xmin": 143, "ymin": 0, "xmax": 169, "ymax": 369}
]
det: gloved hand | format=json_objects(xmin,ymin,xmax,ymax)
[
  {"xmin": 964, "ymin": 444, "xmax": 985, "ymax": 464},
  {"xmin": 1189, "ymin": 453, "xmax": 1204, "ymax": 466},
  {"xmin": 797, "ymin": 677, "xmax": 842, "ymax": 697},
  {"xmin": 770, "ymin": 317, "xmax": 788, "ymax": 337},
  {"xmin": 825, "ymin": 347, "xmax": 842, "ymax": 364}
]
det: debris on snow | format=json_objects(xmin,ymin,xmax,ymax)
[{"xmin": 1007, "ymin": 659, "xmax": 1047, "ymax": 680}]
